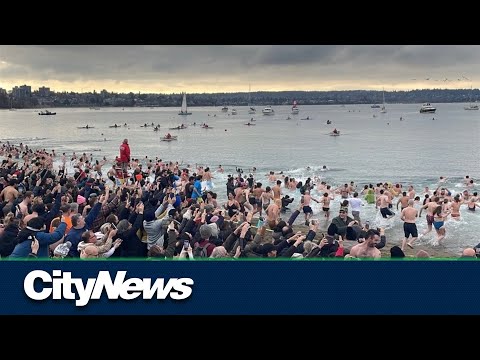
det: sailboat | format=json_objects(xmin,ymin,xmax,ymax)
[
  {"xmin": 248, "ymin": 84, "xmax": 256, "ymax": 114},
  {"xmin": 178, "ymin": 92, "xmax": 192, "ymax": 115},
  {"xmin": 464, "ymin": 86, "xmax": 479, "ymax": 110},
  {"xmin": 380, "ymin": 88, "xmax": 387, "ymax": 113},
  {"xmin": 291, "ymin": 100, "xmax": 300, "ymax": 114}
]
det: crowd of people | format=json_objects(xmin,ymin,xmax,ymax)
[{"xmin": 0, "ymin": 138, "xmax": 478, "ymax": 260}]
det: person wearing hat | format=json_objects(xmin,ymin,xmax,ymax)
[
  {"xmin": 193, "ymin": 224, "xmax": 216, "ymax": 257},
  {"xmin": 327, "ymin": 208, "xmax": 354, "ymax": 238},
  {"xmin": 9, "ymin": 216, "xmax": 67, "ymax": 258}
]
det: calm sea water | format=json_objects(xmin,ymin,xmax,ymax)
[{"xmin": 1, "ymin": 103, "xmax": 479, "ymax": 255}]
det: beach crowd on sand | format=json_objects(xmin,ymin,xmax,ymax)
[{"xmin": 0, "ymin": 138, "xmax": 479, "ymax": 261}]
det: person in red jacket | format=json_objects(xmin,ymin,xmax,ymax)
[{"xmin": 119, "ymin": 138, "xmax": 131, "ymax": 178}]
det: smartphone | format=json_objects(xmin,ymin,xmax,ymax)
[
  {"xmin": 183, "ymin": 239, "xmax": 190, "ymax": 250},
  {"xmin": 111, "ymin": 223, "xmax": 117, "ymax": 230},
  {"xmin": 257, "ymin": 216, "xmax": 264, "ymax": 228}
]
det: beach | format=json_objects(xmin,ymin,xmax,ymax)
[{"xmin": 0, "ymin": 103, "xmax": 479, "ymax": 256}]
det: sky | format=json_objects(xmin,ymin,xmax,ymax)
[{"xmin": 1, "ymin": 45, "xmax": 479, "ymax": 94}]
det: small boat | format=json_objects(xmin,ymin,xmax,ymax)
[
  {"xmin": 178, "ymin": 93, "xmax": 192, "ymax": 115},
  {"xmin": 326, "ymin": 120, "xmax": 332, "ymax": 124},
  {"xmin": 262, "ymin": 106, "xmax": 275, "ymax": 115},
  {"xmin": 419, "ymin": 103, "xmax": 436, "ymax": 113},
  {"xmin": 329, "ymin": 129, "xmax": 340, "ymax": 136},
  {"xmin": 371, "ymin": 104, "xmax": 381, "ymax": 108},
  {"xmin": 300, "ymin": 116, "xmax": 311, "ymax": 120},
  {"xmin": 221, "ymin": 106, "xmax": 228, "ymax": 112},
  {"xmin": 161, "ymin": 135, "xmax": 178, "ymax": 141},
  {"xmin": 244, "ymin": 122, "xmax": 256, "ymax": 126},
  {"xmin": 109, "ymin": 124, "xmax": 121, "ymax": 128},
  {"xmin": 39, "ymin": 110, "xmax": 56, "ymax": 115},
  {"xmin": 169, "ymin": 125, "xmax": 188, "ymax": 130},
  {"xmin": 78, "ymin": 126, "xmax": 94, "ymax": 129},
  {"xmin": 202, "ymin": 125, "xmax": 213, "ymax": 129},
  {"xmin": 231, "ymin": 109, "xmax": 237, "ymax": 115},
  {"xmin": 291, "ymin": 100, "xmax": 300, "ymax": 114}
]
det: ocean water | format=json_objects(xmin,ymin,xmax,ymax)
[{"xmin": 1, "ymin": 103, "xmax": 479, "ymax": 255}]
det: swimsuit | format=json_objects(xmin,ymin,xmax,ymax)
[{"xmin": 433, "ymin": 221, "xmax": 444, "ymax": 230}]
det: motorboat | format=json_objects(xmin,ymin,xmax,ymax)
[
  {"xmin": 419, "ymin": 103, "xmax": 436, "ymax": 113},
  {"xmin": 371, "ymin": 104, "xmax": 381, "ymax": 108},
  {"xmin": 231, "ymin": 109, "xmax": 237, "ymax": 115},
  {"xmin": 38, "ymin": 110, "xmax": 56, "ymax": 115},
  {"xmin": 329, "ymin": 129, "xmax": 340, "ymax": 136},
  {"xmin": 291, "ymin": 100, "xmax": 300, "ymax": 114},
  {"xmin": 221, "ymin": 106, "xmax": 229, "ymax": 112},
  {"xmin": 262, "ymin": 106, "xmax": 275, "ymax": 115}
]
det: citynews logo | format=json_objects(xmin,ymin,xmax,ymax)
[{"xmin": 24, "ymin": 270, "xmax": 194, "ymax": 307}]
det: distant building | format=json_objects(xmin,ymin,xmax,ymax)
[
  {"xmin": 38, "ymin": 86, "xmax": 51, "ymax": 97},
  {"xmin": 12, "ymin": 85, "xmax": 32, "ymax": 98},
  {"xmin": 0, "ymin": 88, "xmax": 6, "ymax": 95}
]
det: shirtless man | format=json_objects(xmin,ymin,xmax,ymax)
[
  {"xmin": 0, "ymin": 179, "xmax": 19, "ymax": 215},
  {"xmin": 267, "ymin": 171, "xmax": 276, "ymax": 182},
  {"xmin": 349, "ymin": 229, "xmax": 382, "ymax": 258},
  {"xmin": 319, "ymin": 192, "xmax": 333, "ymax": 219},
  {"xmin": 252, "ymin": 182, "xmax": 265, "ymax": 215},
  {"xmin": 401, "ymin": 199, "xmax": 419, "ymax": 250},
  {"xmin": 272, "ymin": 180, "xmax": 282, "ymax": 202},
  {"xmin": 203, "ymin": 167, "xmax": 214, "ymax": 190},
  {"xmin": 396, "ymin": 192, "xmax": 410, "ymax": 211},
  {"xmin": 301, "ymin": 190, "xmax": 320, "ymax": 225},
  {"xmin": 419, "ymin": 196, "xmax": 440, "ymax": 237},
  {"xmin": 260, "ymin": 186, "xmax": 274, "ymax": 216},
  {"xmin": 16, "ymin": 191, "xmax": 33, "ymax": 219},
  {"xmin": 407, "ymin": 185, "xmax": 416, "ymax": 200},
  {"xmin": 378, "ymin": 189, "xmax": 395, "ymax": 219},
  {"xmin": 339, "ymin": 184, "xmax": 350, "ymax": 199},
  {"xmin": 266, "ymin": 199, "xmax": 281, "ymax": 229},
  {"xmin": 450, "ymin": 195, "xmax": 462, "ymax": 220}
]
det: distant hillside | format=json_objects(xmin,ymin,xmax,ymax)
[{"xmin": 1, "ymin": 88, "xmax": 478, "ymax": 109}]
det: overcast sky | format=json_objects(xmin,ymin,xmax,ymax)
[{"xmin": 1, "ymin": 45, "xmax": 479, "ymax": 93}]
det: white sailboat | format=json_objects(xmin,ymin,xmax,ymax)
[
  {"xmin": 178, "ymin": 92, "xmax": 192, "ymax": 115},
  {"xmin": 291, "ymin": 100, "xmax": 299, "ymax": 114},
  {"xmin": 248, "ymin": 84, "xmax": 256, "ymax": 114},
  {"xmin": 380, "ymin": 88, "xmax": 387, "ymax": 113},
  {"xmin": 464, "ymin": 86, "xmax": 479, "ymax": 110}
]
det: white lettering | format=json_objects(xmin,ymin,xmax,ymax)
[{"xmin": 23, "ymin": 270, "xmax": 194, "ymax": 307}]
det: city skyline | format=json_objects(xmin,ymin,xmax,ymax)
[{"xmin": 1, "ymin": 45, "xmax": 479, "ymax": 94}]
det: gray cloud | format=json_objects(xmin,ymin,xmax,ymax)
[{"xmin": 1, "ymin": 45, "xmax": 479, "ymax": 92}]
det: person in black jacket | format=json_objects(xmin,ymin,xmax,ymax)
[
  {"xmin": 112, "ymin": 202, "xmax": 146, "ymax": 258},
  {"xmin": 0, "ymin": 216, "xmax": 21, "ymax": 257}
]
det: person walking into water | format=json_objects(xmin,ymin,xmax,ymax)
[{"xmin": 401, "ymin": 199, "xmax": 419, "ymax": 250}]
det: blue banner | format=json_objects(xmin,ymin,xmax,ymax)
[{"xmin": 0, "ymin": 260, "xmax": 478, "ymax": 315}]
